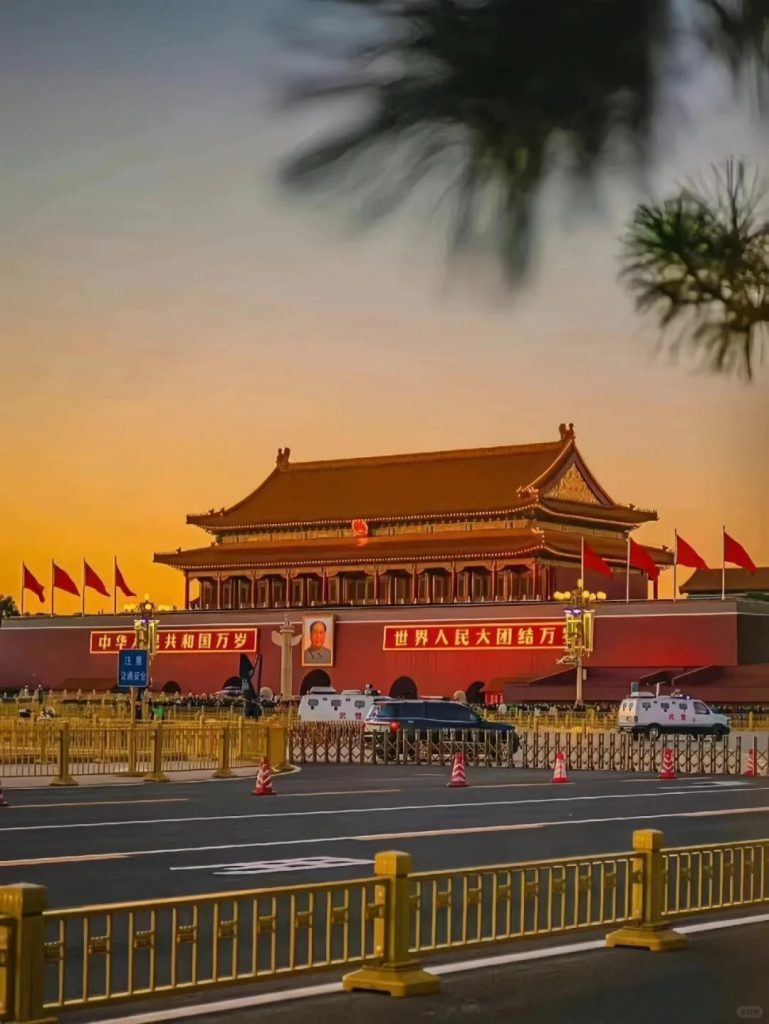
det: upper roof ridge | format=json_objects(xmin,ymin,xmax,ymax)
[{"xmin": 284, "ymin": 439, "xmax": 567, "ymax": 472}]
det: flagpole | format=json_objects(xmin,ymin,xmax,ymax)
[
  {"xmin": 82, "ymin": 559, "xmax": 86, "ymax": 617},
  {"xmin": 20, "ymin": 563, "xmax": 25, "ymax": 617},
  {"xmin": 625, "ymin": 537, "xmax": 630, "ymax": 603},
  {"xmin": 51, "ymin": 560, "xmax": 55, "ymax": 618},
  {"xmin": 580, "ymin": 537, "xmax": 584, "ymax": 588},
  {"xmin": 721, "ymin": 525, "xmax": 726, "ymax": 601},
  {"xmin": 113, "ymin": 557, "xmax": 117, "ymax": 615},
  {"xmin": 673, "ymin": 530, "xmax": 678, "ymax": 603}
]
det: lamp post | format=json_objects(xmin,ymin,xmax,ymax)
[
  {"xmin": 133, "ymin": 595, "xmax": 159, "ymax": 712},
  {"xmin": 553, "ymin": 581, "xmax": 606, "ymax": 709}
]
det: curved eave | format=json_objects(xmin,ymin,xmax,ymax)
[
  {"xmin": 184, "ymin": 498, "xmax": 646, "ymax": 535},
  {"xmin": 537, "ymin": 499, "xmax": 657, "ymax": 526},
  {"xmin": 542, "ymin": 540, "xmax": 674, "ymax": 567},
  {"xmin": 154, "ymin": 542, "xmax": 547, "ymax": 573}
]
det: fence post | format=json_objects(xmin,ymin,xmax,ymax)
[
  {"xmin": 0, "ymin": 883, "xmax": 56, "ymax": 1024},
  {"xmin": 143, "ymin": 724, "xmax": 169, "ymax": 783},
  {"xmin": 212, "ymin": 727, "xmax": 235, "ymax": 779},
  {"xmin": 267, "ymin": 724, "xmax": 289, "ymax": 773},
  {"xmin": 606, "ymin": 829, "xmax": 687, "ymax": 952},
  {"xmin": 342, "ymin": 851, "xmax": 440, "ymax": 997},
  {"xmin": 49, "ymin": 723, "xmax": 77, "ymax": 787}
]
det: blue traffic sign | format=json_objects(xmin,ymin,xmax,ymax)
[{"xmin": 118, "ymin": 649, "xmax": 149, "ymax": 689}]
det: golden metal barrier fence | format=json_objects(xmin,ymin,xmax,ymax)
[
  {"xmin": 662, "ymin": 838, "xmax": 769, "ymax": 919},
  {"xmin": 287, "ymin": 722, "xmax": 768, "ymax": 775},
  {"xmin": 0, "ymin": 721, "xmax": 281, "ymax": 783},
  {"xmin": 40, "ymin": 878, "xmax": 380, "ymax": 1012},
  {"xmin": 0, "ymin": 828, "xmax": 765, "ymax": 1019},
  {"xmin": 483, "ymin": 710, "xmax": 769, "ymax": 732},
  {"xmin": 407, "ymin": 852, "xmax": 634, "ymax": 954}
]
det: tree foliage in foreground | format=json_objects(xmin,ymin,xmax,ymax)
[
  {"xmin": 622, "ymin": 160, "xmax": 769, "ymax": 379},
  {"xmin": 0, "ymin": 595, "xmax": 19, "ymax": 619}
]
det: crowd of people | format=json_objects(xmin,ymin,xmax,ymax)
[{"xmin": 3, "ymin": 685, "xmax": 769, "ymax": 721}]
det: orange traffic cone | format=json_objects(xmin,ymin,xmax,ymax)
[
  {"xmin": 658, "ymin": 747, "xmax": 677, "ymax": 780},
  {"xmin": 744, "ymin": 748, "xmax": 757, "ymax": 778},
  {"xmin": 551, "ymin": 751, "xmax": 569, "ymax": 784},
  {"xmin": 0, "ymin": 780, "xmax": 8, "ymax": 808},
  {"xmin": 447, "ymin": 751, "xmax": 468, "ymax": 788},
  {"xmin": 252, "ymin": 757, "xmax": 274, "ymax": 796}
]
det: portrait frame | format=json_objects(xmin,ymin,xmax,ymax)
[{"xmin": 301, "ymin": 613, "xmax": 336, "ymax": 668}]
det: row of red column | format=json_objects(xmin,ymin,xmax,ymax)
[{"xmin": 186, "ymin": 563, "xmax": 553, "ymax": 610}]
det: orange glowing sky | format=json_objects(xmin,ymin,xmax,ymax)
[{"xmin": 1, "ymin": 0, "xmax": 767, "ymax": 614}]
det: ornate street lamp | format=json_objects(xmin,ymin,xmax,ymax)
[
  {"xmin": 133, "ymin": 595, "xmax": 159, "ymax": 694},
  {"xmin": 553, "ymin": 581, "xmax": 606, "ymax": 709}
]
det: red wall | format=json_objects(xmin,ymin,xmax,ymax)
[{"xmin": 0, "ymin": 602, "xmax": 744, "ymax": 698}]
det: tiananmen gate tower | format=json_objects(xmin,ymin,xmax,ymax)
[
  {"xmin": 153, "ymin": 424, "xmax": 670, "ymax": 609},
  {"xmin": 2, "ymin": 424, "xmax": 768, "ymax": 704}
]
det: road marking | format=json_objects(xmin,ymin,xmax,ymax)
[
  {"xmin": 0, "ymin": 852, "xmax": 128, "ymax": 868},
  {"xmin": 3, "ymin": 786, "xmax": 761, "ymax": 834},
  {"xmin": 208, "ymin": 856, "xmax": 373, "ymax": 877},
  {"xmin": 355, "ymin": 805, "xmax": 769, "ymax": 841},
  {"xmin": 80, "ymin": 913, "xmax": 769, "ymax": 1024},
  {"xmin": 5, "ymin": 799, "xmax": 187, "ymax": 810},
  {"xmin": 9, "ymin": 798, "xmax": 765, "ymax": 872},
  {"xmin": 472, "ymin": 782, "xmax": 582, "ymax": 790},
  {"xmin": 277, "ymin": 788, "xmax": 401, "ymax": 798},
  {"xmin": 686, "ymin": 781, "xmax": 751, "ymax": 788}
]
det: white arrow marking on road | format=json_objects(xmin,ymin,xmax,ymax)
[{"xmin": 207, "ymin": 856, "xmax": 373, "ymax": 876}]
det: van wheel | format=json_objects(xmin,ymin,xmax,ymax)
[
  {"xmin": 712, "ymin": 726, "xmax": 727, "ymax": 739},
  {"xmin": 648, "ymin": 726, "xmax": 662, "ymax": 741}
]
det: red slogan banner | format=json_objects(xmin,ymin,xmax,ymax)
[
  {"xmin": 90, "ymin": 628, "xmax": 258, "ymax": 655},
  {"xmin": 383, "ymin": 621, "xmax": 567, "ymax": 652}
]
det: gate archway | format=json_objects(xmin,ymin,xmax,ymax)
[
  {"xmin": 301, "ymin": 669, "xmax": 332, "ymax": 695},
  {"xmin": 390, "ymin": 676, "xmax": 418, "ymax": 700}
]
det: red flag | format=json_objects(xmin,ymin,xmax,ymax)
[
  {"xmin": 84, "ymin": 562, "xmax": 110, "ymax": 597},
  {"xmin": 22, "ymin": 565, "xmax": 45, "ymax": 603},
  {"xmin": 115, "ymin": 562, "xmax": 136, "ymax": 597},
  {"xmin": 676, "ymin": 534, "xmax": 708, "ymax": 570},
  {"xmin": 628, "ymin": 538, "xmax": 660, "ymax": 581},
  {"xmin": 53, "ymin": 563, "xmax": 79, "ymax": 596},
  {"xmin": 582, "ymin": 539, "xmax": 612, "ymax": 578},
  {"xmin": 724, "ymin": 531, "xmax": 756, "ymax": 573}
]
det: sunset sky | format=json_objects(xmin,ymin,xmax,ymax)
[{"xmin": 1, "ymin": 0, "xmax": 767, "ymax": 614}]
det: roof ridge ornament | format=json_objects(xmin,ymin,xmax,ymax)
[
  {"xmin": 558, "ymin": 423, "xmax": 575, "ymax": 442},
  {"xmin": 276, "ymin": 447, "xmax": 291, "ymax": 470}
]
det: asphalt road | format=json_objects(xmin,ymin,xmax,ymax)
[
  {"xmin": 109, "ymin": 924, "xmax": 766, "ymax": 1024},
  {"xmin": 2, "ymin": 765, "xmax": 769, "ymax": 905},
  {"xmin": 2, "ymin": 765, "xmax": 769, "ymax": 1021}
]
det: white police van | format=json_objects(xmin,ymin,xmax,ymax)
[
  {"xmin": 298, "ymin": 687, "xmax": 389, "ymax": 723},
  {"xmin": 618, "ymin": 689, "xmax": 729, "ymax": 740}
]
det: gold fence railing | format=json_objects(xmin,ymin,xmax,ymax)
[
  {"xmin": 287, "ymin": 722, "xmax": 768, "ymax": 776},
  {"xmin": 0, "ymin": 721, "xmax": 286, "ymax": 783},
  {"xmin": 0, "ymin": 828, "xmax": 765, "ymax": 1020},
  {"xmin": 662, "ymin": 838, "xmax": 769, "ymax": 919},
  {"xmin": 1, "ymin": 719, "xmax": 766, "ymax": 784},
  {"xmin": 483, "ymin": 711, "xmax": 769, "ymax": 732},
  {"xmin": 40, "ymin": 877, "xmax": 380, "ymax": 1012}
]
